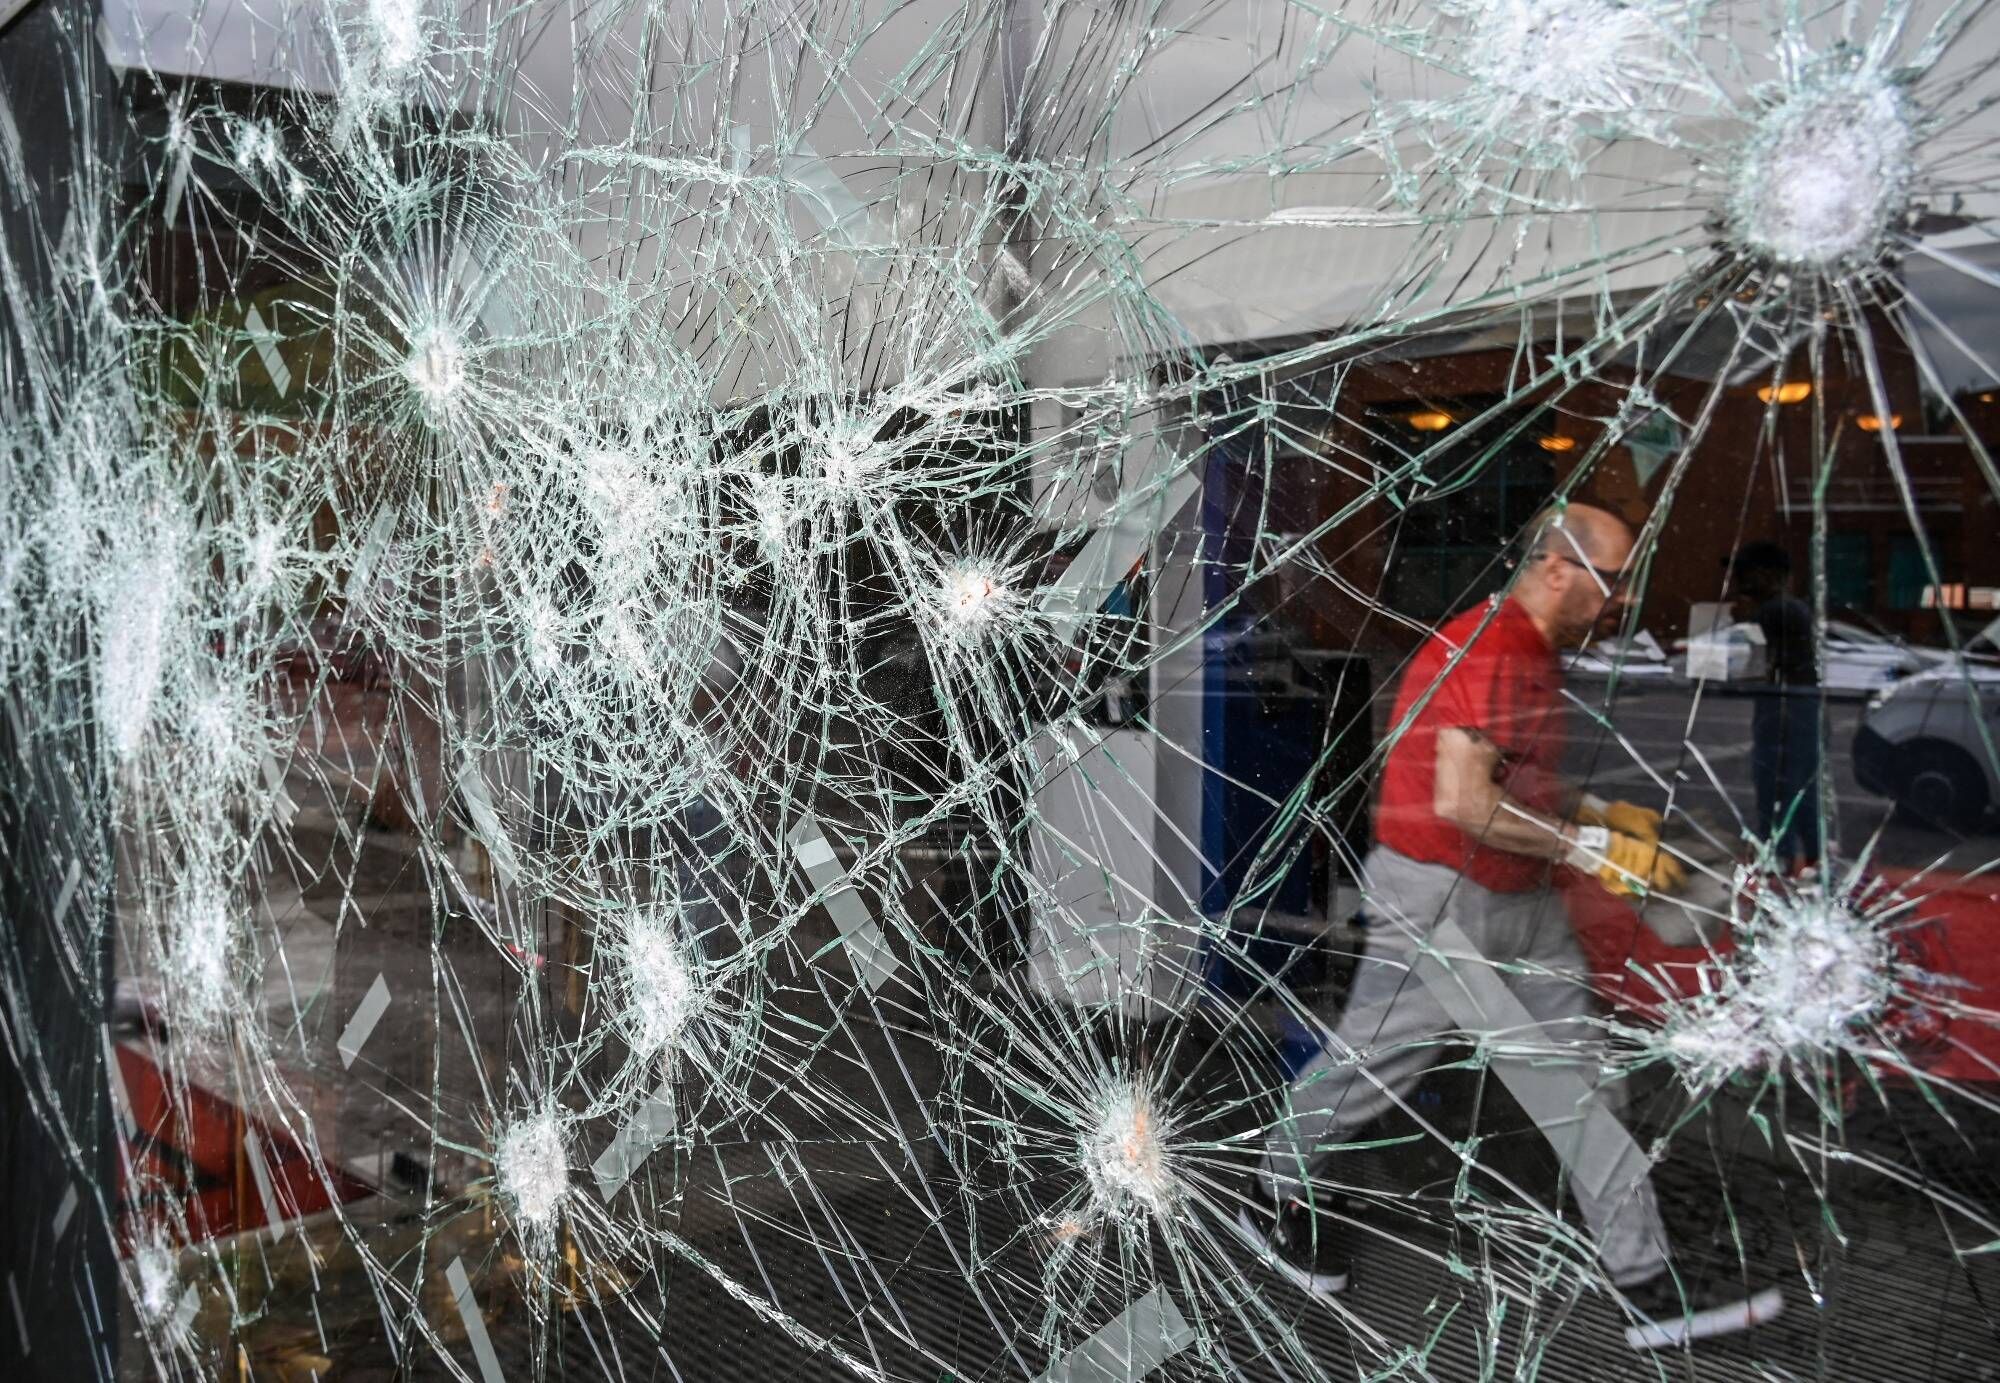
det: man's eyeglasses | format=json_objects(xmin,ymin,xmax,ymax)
[{"xmin": 1543, "ymin": 551, "xmax": 1634, "ymax": 594}]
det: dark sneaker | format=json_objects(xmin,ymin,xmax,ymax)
[
  {"xmin": 1619, "ymin": 1269, "xmax": 1784, "ymax": 1350},
  {"xmin": 1229, "ymin": 1177, "xmax": 1349, "ymax": 1298}
]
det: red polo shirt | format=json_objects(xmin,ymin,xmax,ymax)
[{"xmin": 1375, "ymin": 597, "xmax": 1566, "ymax": 893}]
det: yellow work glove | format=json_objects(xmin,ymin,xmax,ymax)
[
  {"xmin": 1577, "ymin": 793, "xmax": 1663, "ymax": 843},
  {"xmin": 1567, "ymin": 826, "xmax": 1686, "ymax": 898}
]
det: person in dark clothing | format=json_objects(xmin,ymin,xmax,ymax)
[{"xmin": 1728, "ymin": 542, "xmax": 1823, "ymax": 869}]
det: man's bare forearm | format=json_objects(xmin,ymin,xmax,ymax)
[
  {"xmin": 1433, "ymin": 726, "xmax": 1578, "ymax": 860},
  {"xmin": 1464, "ymin": 792, "xmax": 1578, "ymax": 859}
]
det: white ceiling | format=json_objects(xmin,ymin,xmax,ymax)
[{"xmin": 97, "ymin": 0, "xmax": 2000, "ymax": 378}]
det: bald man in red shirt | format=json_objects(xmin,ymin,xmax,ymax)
[{"xmin": 1235, "ymin": 505, "xmax": 1784, "ymax": 1350}]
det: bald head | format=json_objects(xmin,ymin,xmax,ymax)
[
  {"xmin": 1516, "ymin": 503, "xmax": 1638, "ymax": 648},
  {"xmin": 1527, "ymin": 504, "xmax": 1635, "ymax": 571}
]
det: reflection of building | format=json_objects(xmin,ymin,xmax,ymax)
[{"xmin": 1214, "ymin": 298, "xmax": 2000, "ymax": 662}]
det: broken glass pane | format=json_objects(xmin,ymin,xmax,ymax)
[{"xmin": 3, "ymin": 0, "xmax": 2000, "ymax": 1378}]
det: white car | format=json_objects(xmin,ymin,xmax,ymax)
[
  {"xmin": 1820, "ymin": 618, "xmax": 1943, "ymax": 694},
  {"xmin": 1855, "ymin": 619, "xmax": 2000, "ymax": 827}
]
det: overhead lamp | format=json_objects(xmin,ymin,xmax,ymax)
[
  {"xmin": 1756, "ymin": 380, "xmax": 1812, "ymax": 405},
  {"xmin": 1405, "ymin": 410, "xmax": 1454, "ymax": 432},
  {"xmin": 1981, "ymin": 392, "xmax": 1996, "ymax": 404},
  {"xmin": 1537, "ymin": 434, "xmax": 1577, "ymax": 452},
  {"xmin": 1857, "ymin": 412, "xmax": 1902, "ymax": 433}
]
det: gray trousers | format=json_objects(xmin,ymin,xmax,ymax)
[{"xmin": 1263, "ymin": 847, "xmax": 1668, "ymax": 1286}]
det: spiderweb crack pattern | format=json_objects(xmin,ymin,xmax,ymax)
[{"xmin": 4, "ymin": 0, "xmax": 2000, "ymax": 1380}]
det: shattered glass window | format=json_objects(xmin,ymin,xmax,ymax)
[{"xmin": 5, "ymin": 0, "xmax": 2000, "ymax": 1378}]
